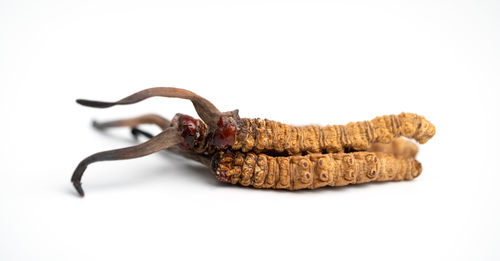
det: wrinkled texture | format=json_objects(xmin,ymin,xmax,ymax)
[
  {"xmin": 73, "ymin": 86, "xmax": 436, "ymax": 194},
  {"xmin": 213, "ymin": 149, "xmax": 421, "ymax": 190},
  {"xmin": 232, "ymin": 113, "xmax": 435, "ymax": 154}
]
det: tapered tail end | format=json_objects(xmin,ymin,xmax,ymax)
[
  {"xmin": 416, "ymin": 123, "xmax": 436, "ymax": 144},
  {"xmin": 76, "ymin": 99, "xmax": 114, "ymax": 108},
  {"xmin": 72, "ymin": 180, "xmax": 85, "ymax": 197},
  {"xmin": 71, "ymin": 163, "xmax": 87, "ymax": 197}
]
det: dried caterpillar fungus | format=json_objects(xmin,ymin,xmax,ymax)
[
  {"xmin": 211, "ymin": 150, "xmax": 421, "ymax": 190},
  {"xmin": 72, "ymin": 87, "xmax": 435, "ymax": 196},
  {"xmin": 232, "ymin": 112, "xmax": 435, "ymax": 154}
]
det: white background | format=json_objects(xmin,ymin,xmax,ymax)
[{"xmin": 1, "ymin": 0, "xmax": 499, "ymax": 260}]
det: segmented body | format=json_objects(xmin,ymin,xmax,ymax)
[
  {"xmin": 181, "ymin": 112, "xmax": 435, "ymax": 156},
  {"xmin": 73, "ymin": 87, "xmax": 436, "ymax": 196},
  {"xmin": 231, "ymin": 112, "xmax": 435, "ymax": 154},
  {"xmin": 212, "ymin": 150, "xmax": 421, "ymax": 190}
]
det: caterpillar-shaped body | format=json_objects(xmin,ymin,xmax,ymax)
[
  {"xmin": 177, "ymin": 112, "xmax": 435, "ymax": 156},
  {"xmin": 230, "ymin": 112, "xmax": 434, "ymax": 154},
  {"xmin": 72, "ymin": 87, "xmax": 436, "ymax": 196},
  {"xmin": 211, "ymin": 149, "xmax": 421, "ymax": 190}
]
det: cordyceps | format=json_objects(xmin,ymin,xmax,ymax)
[{"xmin": 72, "ymin": 87, "xmax": 435, "ymax": 196}]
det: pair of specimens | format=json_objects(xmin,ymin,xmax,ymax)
[{"xmin": 72, "ymin": 87, "xmax": 436, "ymax": 196}]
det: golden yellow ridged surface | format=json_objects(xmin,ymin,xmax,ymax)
[
  {"xmin": 232, "ymin": 113, "xmax": 435, "ymax": 155},
  {"xmin": 214, "ymin": 149, "xmax": 422, "ymax": 190}
]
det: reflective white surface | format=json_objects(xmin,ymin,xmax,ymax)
[{"xmin": 1, "ymin": 0, "xmax": 499, "ymax": 260}]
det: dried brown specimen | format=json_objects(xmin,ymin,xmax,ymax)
[
  {"xmin": 72, "ymin": 87, "xmax": 435, "ymax": 196},
  {"xmin": 212, "ymin": 150, "xmax": 421, "ymax": 190},
  {"xmin": 125, "ymin": 126, "xmax": 421, "ymax": 190},
  {"xmin": 91, "ymin": 112, "xmax": 428, "ymax": 157},
  {"xmin": 76, "ymin": 88, "xmax": 436, "ymax": 155},
  {"xmin": 231, "ymin": 113, "xmax": 434, "ymax": 154},
  {"xmin": 71, "ymin": 127, "xmax": 183, "ymax": 196}
]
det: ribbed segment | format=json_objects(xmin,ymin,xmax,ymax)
[
  {"xmin": 232, "ymin": 113, "xmax": 435, "ymax": 155},
  {"xmin": 213, "ymin": 150, "xmax": 422, "ymax": 190}
]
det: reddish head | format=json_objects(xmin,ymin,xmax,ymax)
[
  {"xmin": 213, "ymin": 117, "xmax": 236, "ymax": 149},
  {"xmin": 173, "ymin": 114, "xmax": 201, "ymax": 150}
]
